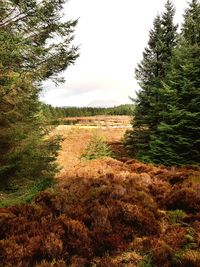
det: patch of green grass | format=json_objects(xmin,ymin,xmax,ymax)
[
  {"xmin": 167, "ymin": 209, "xmax": 186, "ymax": 224},
  {"xmin": 0, "ymin": 177, "xmax": 55, "ymax": 208},
  {"xmin": 184, "ymin": 228, "xmax": 199, "ymax": 250},
  {"xmin": 172, "ymin": 228, "xmax": 198, "ymax": 265},
  {"xmin": 139, "ymin": 254, "xmax": 153, "ymax": 267},
  {"xmin": 172, "ymin": 251, "xmax": 183, "ymax": 264}
]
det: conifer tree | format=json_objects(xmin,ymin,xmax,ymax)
[
  {"xmin": 0, "ymin": 0, "xmax": 78, "ymax": 187},
  {"xmin": 124, "ymin": 16, "xmax": 163, "ymax": 157},
  {"xmin": 125, "ymin": 1, "xmax": 177, "ymax": 159},
  {"xmin": 160, "ymin": 0, "xmax": 178, "ymax": 67},
  {"xmin": 182, "ymin": 0, "xmax": 200, "ymax": 45},
  {"xmin": 148, "ymin": 0, "xmax": 200, "ymax": 165}
]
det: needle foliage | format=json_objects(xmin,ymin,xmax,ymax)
[{"xmin": 0, "ymin": 0, "xmax": 79, "ymax": 190}]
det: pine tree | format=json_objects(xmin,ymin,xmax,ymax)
[
  {"xmin": 0, "ymin": 0, "xmax": 78, "ymax": 187},
  {"xmin": 161, "ymin": 0, "xmax": 178, "ymax": 66},
  {"xmin": 124, "ymin": 15, "xmax": 163, "ymax": 157},
  {"xmin": 182, "ymin": 0, "xmax": 200, "ymax": 45},
  {"xmin": 148, "ymin": 0, "xmax": 200, "ymax": 165},
  {"xmin": 125, "ymin": 1, "xmax": 177, "ymax": 159}
]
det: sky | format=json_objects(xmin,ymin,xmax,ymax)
[{"xmin": 40, "ymin": 0, "xmax": 189, "ymax": 107}]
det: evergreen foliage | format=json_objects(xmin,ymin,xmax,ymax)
[
  {"xmin": 0, "ymin": 0, "xmax": 78, "ymax": 188},
  {"xmin": 41, "ymin": 104, "xmax": 134, "ymax": 122},
  {"xmin": 182, "ymin": 0, "xmax": 200, "ymax": 45},
  {"xmin": 126, "ymin": 0, "xmax": 200, "ymax": 166},
  {"xmin": 81, "ymin": 134, "xmax": 112, "ymax": 160},
  {"xmin": 125, "ymin": 0, "xmax": 177, "ymax": 159},
  {"xmin": 148, "ymin": 10, "xmax": 200, "ymax": 165}
]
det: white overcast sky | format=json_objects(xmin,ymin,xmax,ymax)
[{"xmin": 40, "ymin": 0, "xmax": 189, "ymax": 107}]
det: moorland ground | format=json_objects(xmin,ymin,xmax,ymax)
[{"xmin": 1, "ymin": 116, "xmax": 200, "ymax": 267}]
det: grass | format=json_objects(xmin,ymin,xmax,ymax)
[
  {"xmin": 0, "ymin": 177, "xmax": 55, "ymax": 207},
  {"xmin": 167, "ymin": 209, "xmax": 187, "ymax": 224},
  {"xmin": 139, "ymin": 254, "xmax": 153, "ymax": 267}
]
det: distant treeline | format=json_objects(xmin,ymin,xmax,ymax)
[{"xmin": 41, "ymin": 104, "xmax": 134, "ymax": 121}]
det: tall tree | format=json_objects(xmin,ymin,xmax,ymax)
[
  {"xmin": 182, "ymin": 0, "xmax": 200, "ymax": 45},
  {"xmin": 148, "ymin": 0, "xmax": 200, "ymax": 165},
  {"xmin": 160, "ymin": 0, "xmax": 178, "ymax": 66},
  {"xmin": 124, "ymin": 15, "xmax": 163, "ymax": 158},
  {"xmin": 125, "ymin": 1, "xmax": 177, "ymax": 159},
  {"xmin": 0, "ymin": 0, "xmax": 78, "ymax": 186}
]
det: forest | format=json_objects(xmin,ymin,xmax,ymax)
[
  {"xmin": 0, "ymin": 0, "xmax": 200, "ymax": 266},
  {"xmin": 41, "ymin": 104, "xmax": 134, "ymax": 124}
]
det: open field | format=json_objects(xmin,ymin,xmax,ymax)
[
  {"xmin": 55, "ymin": 121, "xmax": 200, "ymax": 189},
  {"xmin": 62, "ymin": 115, "xmax": 131, "ymax": 128},
  {"xmin": 55, "ymin": 125, "xmax": 128, "ymax": 180},
  {"xmin": 1, "ymin": 117, "xmax": 200, "ymax": 267}
]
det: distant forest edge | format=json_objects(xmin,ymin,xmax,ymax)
[{"xmin": 41, "ymin": 103, "xmax": 134, "ymax": 122}]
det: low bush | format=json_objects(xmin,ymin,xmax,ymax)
[
  {"xmin": 163, "ymin": 186, "xmax": 200, "ymax": 213},
  {"xmin": 151, "ymin": 240, "xmax": 173, "ymax": 267},
  {"xmin": 35, "ymin": 260, "xmax": 67, "ymax": 267},
  {"xmin": 0, "ymin": 163, "xmax": 200, "ymax": 266},
  {"xmin": 173, "ymin": 250, "xmax": 200, "ymax": 267}
]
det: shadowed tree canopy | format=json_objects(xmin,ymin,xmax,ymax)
[
  {"xmin": 0, "ymin": 0, "xmax": 79, "ymax": 185},
  {"xmin": 0, "ymin": 0, "xmax": 78, "ymax": 83}
]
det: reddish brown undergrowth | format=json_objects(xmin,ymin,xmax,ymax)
[
  {"xmin": 1, "ymin": 164, "xmax": 200, "ymax": 266},
  {"xmin": 0, "ymin": 127, "xmax": 200, "ymax": 266}
]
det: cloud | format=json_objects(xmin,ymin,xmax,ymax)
[{"xmin": 41, "ymin": 0, "xmax": 189, "ymax": 107}]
